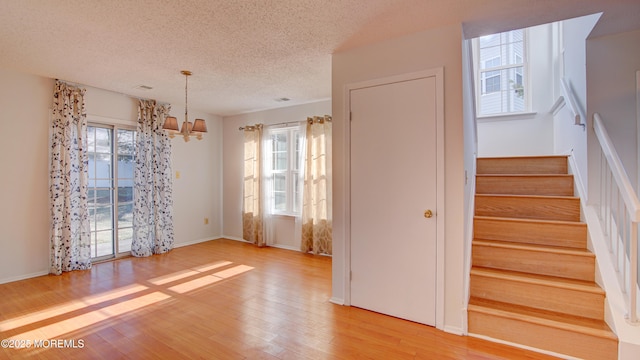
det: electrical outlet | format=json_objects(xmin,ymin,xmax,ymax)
[
  {"xmin": 204, "ymin": 217, "xmax": 209, "ymax": 225},
  {"xmin": 176, "ymin": 171, "xmax": 180, "ymax": 179}
]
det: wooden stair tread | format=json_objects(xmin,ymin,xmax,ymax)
[
  {"xmin": 470, "ymin": 266, "xmax": 604, "ymax": 294},
  {"xmin": 474, "ymin": 215, "xmax": 585, "ymax": 227},
  {"xmin": 473, "ymin": 239, "xmax": 594, "ymax": 257},
  {"xmin": 477, "ymin": 155, "xmax": 569, "ymax": 160},
  {"xmin": 477, "ymin": 174, "xmax": 574, "ymax": 178},
  {"xmin": 476, "ymin": 194, "xmax": 579, "ymax": 200},
  {"xmin": 468, "ymin": 297, "xmax": 617, "ymax": 340},
  {"xmin": 477, "ymin": 156, "xmax": 569, "ymax": 175}
]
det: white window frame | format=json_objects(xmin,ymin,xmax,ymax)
[
  {"xmin": 474, "ymin": 28, "xmax": 530, "ymax": 117},
  {"xmin": 265, "ymin": 125, "xmax": 304, "ymax": 216}
]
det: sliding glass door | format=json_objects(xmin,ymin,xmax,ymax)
[{"xmin": 87, "ymin": 124, "xmax": 136, "ymax": 260}]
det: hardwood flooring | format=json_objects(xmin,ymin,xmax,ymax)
[{"xmin": 0, "ymin": 239, "xmax": 557, "ymax": 359}]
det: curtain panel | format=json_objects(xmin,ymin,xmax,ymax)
[
  {"xmin": 49, "ymin": 81, "xmax": 91, "ymax": 275},
  {"xmin": 301, "ymin": 116, "xmax": 332, "ymax": 255},
  {"xmin": 132, "ymin": 99, "xmax": 175, "ymax": 257},
  {"xmin": 243, "ymin": 124, "xmax": 265, "ymax": 246}
]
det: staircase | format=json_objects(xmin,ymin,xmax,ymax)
[{"xmin": 468, "ymin": 156, "xmax": 618, "ymax": 360}]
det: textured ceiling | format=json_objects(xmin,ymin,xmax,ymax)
[{"xmin": 0, "ymin": 0, "xmax": 638, "ymax": 116}]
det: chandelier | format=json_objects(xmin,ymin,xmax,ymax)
[{"xmin": 162, "ymin": 70, "xmax": 207, "ymax": 141}]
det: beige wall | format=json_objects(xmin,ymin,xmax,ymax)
[
  {"xmin": 0, "ymin": 67, "xmax": 223, "ymax": 284},
  {"xmin": 332, "ymin": 24, "xmax": 466, "ymax": 333},
  {"xmin": 0, "ymin": 68, "xmax": 54, "ymax": 282}
]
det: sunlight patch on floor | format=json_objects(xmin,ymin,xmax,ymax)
[{"xmin": 0, "ymin": 284, "xmax": 148, "ymax": 332}]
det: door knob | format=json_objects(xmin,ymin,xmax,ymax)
[{"xmin": 424, "ymin": 210, "xmax": 433, "ymax": 218}]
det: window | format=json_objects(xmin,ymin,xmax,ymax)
[
  {"xmin": 265, "ymin": 126, "xmax": 304, "ymax": 215},
  {"xmin": 87, "ymin": 124, "xmax": 136, "ymax": 259},
  {"xmin": 476, "ymin": 29, "xmax": 528, "ymax": 116}
]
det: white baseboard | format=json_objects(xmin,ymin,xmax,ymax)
[
  {"xmin": 0, "ymin": 270, "xmax": 49, "ymax": 285},
  {"xmin": 174, "ymin": 236, "xmax": 223, "ymax": 248},
  {"xmin": 444, "ymin": 325, "xmax": 465, "ymax": 336},
  {"xmin": 269, "ymin": 244, "xmax": 300, "ymax": 252},
  {"xmin": 468, "ymin": 333, "xmax": 578, "ymax": 359},
  {"xmin": 568, "ymin": 151, "xmax": 587, "ymax": 203},
  {"xmin": 329, "ymin": 297, "xmax": 345, "ymax": 305},
  {"xmin": 221, "ymin": 236, "xmax": 248, "ymax": 243}
]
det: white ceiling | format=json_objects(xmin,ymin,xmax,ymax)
[{"xmin": 1, "ymin": 0, "xmax": 638, "ymax": 116}]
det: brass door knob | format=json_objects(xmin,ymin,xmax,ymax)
[{"xmin": 424, "ymin": 210, "xmax": 433, "ymax": 218}]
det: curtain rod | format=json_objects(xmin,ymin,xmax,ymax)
[
  {"xmin": 238, "ymin": 115, "xmax": 332, "ymax": 131},
  {"xmin": 55, "ymin": 79, "xmax": 161, "ymax": 103}
]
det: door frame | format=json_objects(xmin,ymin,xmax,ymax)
[{"xmin": 343, "ymin": 68, "xmax": 445, "ymax": 330}]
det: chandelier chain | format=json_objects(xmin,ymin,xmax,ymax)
[{"xmin": 184, "ymin": 73, "xmax": 188, "ymax": 123}]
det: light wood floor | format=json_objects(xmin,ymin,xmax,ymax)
[{"xmin": 0, "ymin": 239, "xmax": 557, "ymax": 359}]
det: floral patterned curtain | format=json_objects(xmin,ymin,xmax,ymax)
[
  {"xmin": 243, "ymin": 124, "xmax": 265, "ymax": 245},
  {"xmin": 301, "ymin": 116, "xmax": 332, "ymax": 255},
  {"xmin": 49, "ymin": 81, "xmax": 91, "ymax": 275},
  {"xmin": 132, "ymin": 100, "xmax": 175, "ymax": 257}
]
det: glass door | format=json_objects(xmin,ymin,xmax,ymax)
[{"xmin": 87, "ymin": 124, "xmax": 136, "ymax": 259}]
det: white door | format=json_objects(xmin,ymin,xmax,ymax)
[{"xmin": 350, "ymin": 75, "xmax": 438, "ymax": 325}]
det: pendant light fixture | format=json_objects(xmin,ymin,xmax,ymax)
[{"xmin": 162, "ymin": 70, "xmax": 207, "ymax": 141}]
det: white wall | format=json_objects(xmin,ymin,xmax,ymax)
[
  {"xmin": 332, "ymin": 24, "xmax": 465, "ymax": 333},
  {"xmin": 587, "ymin": 29, "xmax": 640, "ymax": 201},
  {"xmin": 553, "ymin": 13, "xmax": 600, "ymax": 200},
  {"xmin": 476, "ymin": 23, "xmax": 556, "ymax": 157},
  {"xmin": 0, "ymin": 67, "xmax": 223, "ymax": 284},
  {"xmin": 222, "ymin": 100, "xmax": 331, "ymax": 250}
]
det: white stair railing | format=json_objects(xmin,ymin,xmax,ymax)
[{"xmin": 594, "ymin": 113, "xmax": 639, "ymax": 324}]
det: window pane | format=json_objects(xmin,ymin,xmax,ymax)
[
  {"xmin": 274, "ymin": 192, "xmax": 286, "ymax": 211},
  {"xmin": 482, "ymin": 70, "xmax": 501, "ymax": 93},
  {"xmin": 506, "ymin": 67, "xmax": 525, "ymax": 112},
  {"xmin": 502, "ymin": 42, "xmax": 523, "ymax": 66},
  {"xmin": 118, "ymin": 155, "xmax": 134, "ymax": 179},
  {"xmin": 479, "ymin": 33, "xmax": 500, "ymax": 48},
  {"xmin": 275, "ymin": 152, "xmax": 287, "ymax": 170},
  {"xmin": 479, "ymin": 66, "xmax": 525, "ymax": 115},
  {"xmin": 87, "ymin": 153, "xmax": 96, "ymax": 188},
  {"xmin": 274, "ymin": 174, "xmax": 286, "ymax": 191},
  {"xmin": 95, "ymin": 188, "xmax": 111, "ymax": 205},
  {"xmin": 96, "ymin": 230, "xmax": 113, "ymax": 257},
  {"xmin": 273, "ymin": 133, "xmax": 287, "ymax": 151},
  {"xmin": 95, "ymin": 206, "xmax": 113, "ymax": 231},
  {"xmin": 117, "ymin": 129, "xmax": 136, "ymax": 155},
  {"xmin": 95, "ymin": 153, "xmax": 112, "ymax": 179},
  {"xmin": 95, "ymin": 127, "xmax": 111, "ymax": 153},
  {"xmin": 87, "ymin": 126, "xmax": 96, "ymax": 152},
  {"xmin": 118, "ymin": 187, "xmax": 133, "ymax": 204},
  {"xmin": 293, "ymin": 171, "xmax": 300, "ymax": 213},
  {"xmin": 88, "ymin": 207, "xmax": 96, "ymax": 231},
  {"xmin": 118, "ymin": 203, "xmax": 133, "ymax": 228},
  {"xmin": 294, "ymin": 131, "xmax": 303, "ymax": 171},
  {"xmin": 118, "ymin": 228, "xmax": 132, "ymax": 253},
  {"xmin": 274, "ymin": 173, "xmax": 286, "ymax": 212}
]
